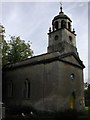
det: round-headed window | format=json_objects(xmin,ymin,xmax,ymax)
[
  {"xmin": 55, "ymin": 21, "xmax": 59, "ymax": 30},
  {"xmin": 61, "ymin": 20, "xmax": 66, "ymax": 28},
  {"xmin": 68, "ymin": 22, "xmax": 71, "ymax": 30}
]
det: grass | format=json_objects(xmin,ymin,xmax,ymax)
[{"xmin": 2, "ymin": 108, "xmax": 90, "ymax": 120}]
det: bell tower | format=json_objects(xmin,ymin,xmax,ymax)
[{"xmin": 47, "ymin": 5, "xmax": 78, "ymax": 56}]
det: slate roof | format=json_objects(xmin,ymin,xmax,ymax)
[{"xmin": 3, "ymin": 52, "xmax": 85, "ymax": 70}]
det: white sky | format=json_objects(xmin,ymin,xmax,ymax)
[{"xmin": 0, "ymin": 0, "xmax": 89, "ymax": 83}]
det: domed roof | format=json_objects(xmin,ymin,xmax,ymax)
[{"xmin": 53, "ymin": 7, "xmax": 72, "ymax": 22}]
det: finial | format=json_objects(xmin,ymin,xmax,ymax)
[
  {"xmin": 73, "ymin": 28, "xmax": 75, "ymax": 34},
  {"xmin": 49, "ymin": 27, "xmax": 51, "ymax": 33},
  {"xmin": 60, "ymin": 2, "xmax": 63, "ymax": 13}
]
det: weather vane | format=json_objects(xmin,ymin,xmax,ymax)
[
  {"xmin": 60, "ymin": 2, "xmax": 63, "ymax": 12},
  {"xmin": 60, "ymin": 2, "xmax": 62, "ymax": 7}
]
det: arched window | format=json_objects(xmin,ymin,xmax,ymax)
[
  {"xmin": 24, "ymin": 79, "xmax": 30, "ymax": 98},
  {"xmin": 55, "ymin": 21, "xmax": 59, "ymax": 30},
  {"xmin": 68, "ymin": 22, "xmax": 71, "ymax": 30},
  {"xmin": 61, "ymin": 20, "xmax": 66, "ymax": 28},
  {"xmin": 7, "ymin": 80, "xmax": 13, "ymax": 97}
]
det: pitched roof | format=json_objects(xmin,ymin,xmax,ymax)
[{"xmin": 3, "ymin": 52, "xmax": 85, "ymax": 70}]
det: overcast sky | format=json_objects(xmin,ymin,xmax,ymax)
[{"xmin": 0, "ymin": 1, "xmax": 89, "ymax": 82}]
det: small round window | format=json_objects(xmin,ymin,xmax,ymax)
[
  {"xmin": 70, "ymin": 73, "xmax": 75, "ymax": 80},
  {"xmin": 55, "ymin": 35, "xmax": 59, "ymax": 40}
]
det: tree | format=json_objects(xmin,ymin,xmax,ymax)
[
  {"xmin": 0, "ymin": 24, "xmax": 6, "ymax": 65},
  {"xmin": 84, "ymin": 83, "xmax": 90, "ymax": 107},
  {"xmin": 7, "ymin": 36, "xmax": 33, "ymax": 64},
  {"xmin": 2, "ymin": 38, "xmax": 10, "ymax": 65},
  {"xmin": 1, "ymin": 25, "xmax": 33, "ymax": 65},
  {"xmin": 88, "ymin": 84, "xmax": 90, "ymax": 119},
  {"xmin": 88, "ymin": 84, "xmax": 90, "ymax": 106}
]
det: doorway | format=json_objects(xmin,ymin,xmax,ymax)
[{"xmin": 70, "ymin": 92, "xmax": 75, "ymax": 109}]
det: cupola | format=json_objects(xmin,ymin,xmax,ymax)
[
  {"xmin": 52, "ymin": 6, "xmax": 72, "ymax": 31},
  {"xmin": 47, "ymin": 5, "xmax": 78, "ymax": 56}
]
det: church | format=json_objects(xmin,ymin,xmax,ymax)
[{"xmin": 2, "ymin": 5, "xmax": 85, "ymax": 114}]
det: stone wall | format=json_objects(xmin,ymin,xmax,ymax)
[{"xmin": 3, "ymin": 55, "xmax": 84, "ymax": 112}]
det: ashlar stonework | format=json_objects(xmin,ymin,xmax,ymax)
[{"xmin": 2, "ymin": 6, "xmax": 85, "ymax": 114}]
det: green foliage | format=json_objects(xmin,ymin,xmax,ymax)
[
  {"xmin": 84, "ymin": 83, "xmax": 90, "ymax": 107},
  {"xmin": 88, "ymin": 84, "xmax": 90, "ymax": 99},
  {"xmin": 0, "ymin": 24, "xmax": 5, "ymax": 65},
  {"xmin": 7, "ymin": 36, "xmax": 33, "ymax": 64},
  {"xmin": 1, "ymin": 25, "xmax": 33, "ymax": 65},
  {"xmin": 2, "ymin": 39, "xmax": 10, "ymax": 65}
]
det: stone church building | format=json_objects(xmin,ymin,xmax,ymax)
[{"xmin": 3, "ymin": 6, "xmax": 85, "ymax": 114}]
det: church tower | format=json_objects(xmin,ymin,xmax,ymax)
[{"xmin": 48, "ymin": 5, "xmax": 78, "ymax": 56}]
